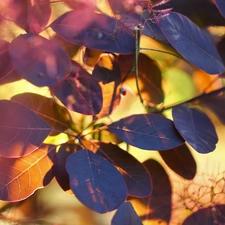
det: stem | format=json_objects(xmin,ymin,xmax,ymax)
[
  {"xmin": 81, "ymin": 125, "xmax": 108, "ymax": 137},
  {"xmin": 157, "ymin": 86, "xmax": 225, "ymax": 113},
  {"xmin": 134, "ymin": 24, "xmax": 144, "ymax": 103}
]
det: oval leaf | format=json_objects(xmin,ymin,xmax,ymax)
[
  {"xmin": 172, "ymin": 105, "xmax": 218, "ymax": 154},
  {"xmin": 66, "ymin": 149, "xmax": 127, "ymax": 213},
  {"xmin": 157, "ymin": 12, "xmax": 225, "ymax": 74},
  {"xmin": 9, "ymin": 33, "xmax": 71, "ymax": 87},
  {"xmin": 51, "ymin": 62, "xmax": 103, "ymax": 115},
  {"xmin": 0, "ymin": 144, "xmax": 55, "ymax": 201},
  {"xmin": 132, "ymin": 159, "xmax": 172, "ymax": 224},
  {"xmin": 159, "ymin": 144, "xmax": 196, "ymax": 180},
  {"xmin": 50, "ymin": 8, "xmax": 135, "ymax": 54},
  {"xmin": 97, "ymin": 143, "xmax": 152, "ymax": 197},
  {"xmin": 183, "ymin": 204, "xmax": 225, "ymax": 225},
  {"xmin": 11, "ymin": 93, "xmax": 74, "ymax": 132},
  {"xmin": 215, "ymin": 0, "xmax": 225, "ymax": 18},
  {"xmin": 0, "ymin": 100, "xmax": 52, "ymax": 158},
  {"xmin": 111, "ymin": 202, "xmax": 143, "ymax": 225},
  {"xmin": 108, "ymin": 114, "xmax": 184, "ymax": 150}
]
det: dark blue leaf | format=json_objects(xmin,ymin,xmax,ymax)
[
  {"xmin": 172, "ymin": 105, "xmax": 218, "ymax": 154},
  {"xmin": 50, "ymin": 8, "xmax": 135, "ymax": 54},
  {"xmin": 215, "ymin": 0, "xmax": 225, "ymax": 18},
  {"xmin": 51, "ymin": 62, "xmax": 103, "ymax": 115},
  {"xmin": 183, "ymin": 204, "xmax": 225, "ymax": 225},
  {"xmin": 66, "ymin": 149, "xmax": 127, "ymax": 213},
  {"xmin": 111, "ymin": 202, "xmax": 143, "ymax": 225},
  {"xmin": 108, "ymin": 114, "xmax": 184, "ymax": 150},
  {"xmin": 159, "ymin": 144, "xmax": 196, "ymax": 180},
  {"xmin": 0, "ymin": 100, "xmax": 52, "ymax": 158},
  {"xmin": 97, "ymin": 143, "xmax": 152, "ymax": 197},
  {"xmin": 157, "ymin": 12, "xmax": 225, "ymax": 74},
  {"xmin": 9, "ymin": 34, "xmax": 71, "ymax": 87}
]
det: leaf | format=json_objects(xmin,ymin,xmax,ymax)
[
  {"xmin": 200, "ymin": 95, "xmax": 225, "ymax": 125},
  {"xmin": 54, "ymin": 144, "xmax": 78, "ymax": 192},
  {"xmin": 0, "ymin": 39, "xmax": 21, "ymax": 85},
  {"xmin": 0, "ymin": 0, "xmax": 51, "ymax": 33},
  {"xmin": 9, "ymin": 33, "xmax": 71, "ymax": 87},
  {"xmin": 215, "ymin": 0, "xmax": 225, "ymax": 18},
  {"xmin": 66, "ymin": 149, "xmax": 127, "ymax": 213},
  {"xmin": 111, "ymin": 202, "xmax": 143, "ymax": 225},
  {"xmin": 172, "ymin": 105, "xmax": 218, "ymax": 154},
  {"xmin": 11, "ymin": 93, "xmax": 74, "ymax": 132},
  {"xmin": 51, "ymin": 61, "xmax": 103, "ymax": 115},
  {"xmin": 97, "ymin": 143, "xmax": 152, "ymax": 197},
  {"xmin": 26, "ymin": 0, "xmax": 52, "ymax": 33},
  {"xmin": 50, "ymin": 7, "xmax": 135, "ymax": 54},
  {"xmin": 0, "ymin": 144, "xmax": 55, "ymax": 201},
  {"xmin": 157, "ymin": 12, "xmax": 225, "ymax": 74},
  {"xmin": 108, "ymin": 114, "xmax": 184, "ymax": 150},
  {"xmin": 117, "ymin": 53, "xmax": 164, "ymax": 105},
  {"xmin": 133, "ymin": 159, "xmax": 172, "ymax": 224},
  {"xmin": 93, "ymin": 54, "xmax": 121, "ymax": 118},
  {"xmin": 159, "ymin": 144, "xmax": 196, "ymax": 180},
  {"xmin": 0, "ymin": 100, "xmax": 52, "ymax": 158},
  {"xmin": 183, "ymin": 204, "xmax": 225, "ymax": 225}
]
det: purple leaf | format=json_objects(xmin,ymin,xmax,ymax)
[
  {"xmin": 200, "ymin": 95, "xmax": 225, "ymax": 125},
  {"xmin": 159, "ymin": 144, "xmax": 196, "ymax": 180},
  {"xmin": 172, "ymin": 105, "xmax": 218, "ymax": 154},
  {"xmin": 66, "ymin": 149, "xmax": 127, "ymax": 213},
  {"xmin": 51, "ymin": 62, "xmax": 103, "ymax": 115},
  {"xmin": 183, "ymin": 204, "xmax": 225, "ymax": 225},
  {"xmin": 97, "ymin": 143, "xmax": 152, "ymax": 197},
  {"xmin": 50, "ymin": 7, "xmax": 135, "ymax": 54},
  {"xmin": 111, "ymin": 202, "xmax": 143, "ymax": 225},
  {"xmin": 9, "ymin": 34, "xmax": 71, "ymax": 87},
  {"xmin": 108, "ymin": 114, "xmax": 184, "ymax": 150},
  {"xmin": 133, "ymin": 159, "xmax": 172, "ymax": 224},
  {"xmin": 0, "ymin": 39, "xmax": 21, "ymax": 84},
  {"xmin": 215, "ymin": 0, "xmax": 225, "ymax": 18},
  {"xmin": 54, "ymin": 144, "xmax": 78, "ymax": 192},
  {"xmin": 0, "ymin": 100, "xmax": 52, "ymax": 158},
  {"xmin": 26, "ymin": 0, "xmax": 52, "ymax": 33},
  {"xmin": 157, "ymin": 12, "xmax": 225, "ymax": 74}
]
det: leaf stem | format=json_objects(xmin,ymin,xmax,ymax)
[{"xmin": 140, "ymin": 47, "xmax": 180, "ymax": 58}]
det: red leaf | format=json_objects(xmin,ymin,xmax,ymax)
[
  {"xmin": 0, "ymin": 100, "xmax": 52, "ymax": 158},
  {"xmin": 0, "ymin": 144, "xmax": 55, "ymax": 201}
]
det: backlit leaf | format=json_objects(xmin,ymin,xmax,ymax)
[
  {"xmin": 0, "ymin": 144, "xmax": 55, "ymax": 201},
  {"xmin": 108, "ymin": 114, "xmax": 184, "ymax": 150},
  {"xmin": 51, "ymin": 62, "xmax": 103, "ymax": 115},
  {"xmin": 9, "ymin": 34, "xmax": 71, "ymax": 87},
  {"xmin": 66, "ymin": 149, "xmax": 127, "ymax": 213},
  {"xmin": 183, "ymin": 204, "xmax": 225, "ymax": 225},
  {"xmin": 215, "ymin": 0, "xmax": 225, "ymax": 18},
  {"xmin": 11, "ymin": 93, "xmax": 74, "ymax": 132},
  {"xmin": 117, "ymin": 53, "xmax": 164, "ymax": 105},
  {"xmin": 0, "ymin": 100, "xmax": 52, "ymax": 158},
  {"xmin": 97, "ymin": 143, "xmax": 152, "ymax": 197},
  {"xmin": 50, "ymin": 7, "xmax": 135, "ymax": 54},
  {"xmin": 159, "ymin": 144, "xmax": 196, "ymax": 180},
  {"xmin": 111, "ymin": 202, "xmax": 143, "ymax": 225},
  {"xmin": 172, "ymin": 105, "xmax": 218, "ymax": 154},
  {"xmin": 0, "ymin": 39, "xmax": 21, "ymax": 85},
  {"xmin": 157, "ymin": 12, "xmax": 225, "ymax": 74}
]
